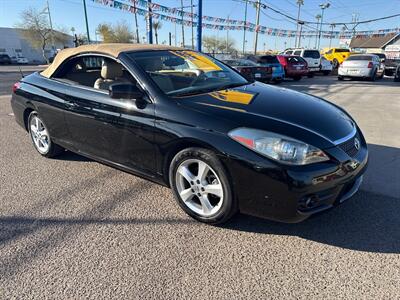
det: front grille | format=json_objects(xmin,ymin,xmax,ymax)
[{"xmin": 338, "ymin": 132, "xmax": 360, "ymax": 157}]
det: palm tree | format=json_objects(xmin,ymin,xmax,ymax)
[{"xmin": 152, "ymin": 21, "xmax": 162, "ymax": 44}]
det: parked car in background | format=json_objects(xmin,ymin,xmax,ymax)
[
  {"xmin": 276, "ymin": 55, "xmax": 308, "ymax": 80},
  {"xmin": 319, "ymin": 57, "xmax": 333, "ymax": 75},
  {"xmin": 222, "ymin": 59, "xmax": 272, "ymax": 83},
  {"xmin": 394, "ymin": 65, "xmax": 400, "ymax": 82},
  {"xmin": 323, "ymin": 48, "xmax": 351, "ymax": 68},
  {"xmin": 284, "ymin": 49, "xmax": 321, "ymax": 77},
  {"xmin": 384, "ymin": 57, "xmax": 400, "ymax": 76},
  {"xmin": 17, "ymin": 57, "xmax": 29, "ymax": 64},
  {"xmin": 338, "ymin": 54, "xmax": 384, "ymax": 81},
  {"xmin": 0, "ymin": 54, "xmax": 11, "ymax": 64},
  {"xmin": 246, "ymin": 55, "xmax": 285, "ymax": 83},
  {"xmin": 10, "ymin": 56, "xmax": 19, "ymax": 64}
]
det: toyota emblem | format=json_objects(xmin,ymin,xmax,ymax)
[{"xmin": 354, "ymin": 137, "xmax": 360, "ymax": 150}]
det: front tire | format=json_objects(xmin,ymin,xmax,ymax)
[
  {"xmin": 169, "ymin": 147, "xmax": 237, "ymax": 224},
  {"xmin": 28, "ymin": 111, "xmax": 64, "ymax": 158}
]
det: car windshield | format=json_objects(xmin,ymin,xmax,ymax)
[
  {"xmin": 347, "ymin": 55, "xmax": 373, "ymax": 61},
  {"xmin": 303, "ymin": 50, "xmax": 320, "ymax": 59},
  {"xmin": 128, "ymin": 50, "xmax": 248, "ymax": 97}
]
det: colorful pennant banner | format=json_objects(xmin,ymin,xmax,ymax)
[{"xmin": 90, "ymin": 0, "xmax": 400, "ymax": 38}]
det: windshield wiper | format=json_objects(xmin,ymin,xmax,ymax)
[{"xmin": 170, "ymin": 82, "xmax": 249, "ymax": 97}]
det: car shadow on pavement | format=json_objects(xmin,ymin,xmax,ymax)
[
  {"xmin": 54, "ymin": 150, "xmax": 92, "ymax": 162},
  {"xmin": 223, "ymin": 143, "xmax": 400, "ymax": 254}
]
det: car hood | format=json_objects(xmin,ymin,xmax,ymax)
[{"xmin": 178, "ymin": 82, "xmax": 355, "ymax": 147}]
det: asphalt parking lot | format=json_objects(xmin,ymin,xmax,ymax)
[{"xmin": 1, "ymin": 66, "xmax": 399, "ymax": 299}]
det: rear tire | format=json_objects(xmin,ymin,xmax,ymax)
[
  {"xmin": 28, "ymin": 111, "xmax": 64, "ymax": 158},
  {"xmin": 293, "ymin": 76, "xmax": 302, "ymax": 81},
  {"xmin": 169, "ymin": 147, "xmax": 237, "ymax": 224},
  {"xmin": 369, "ymin": 70, "xmax": 377, "ymax": 82},
  {"xmin": 338, "ymin": 76, "xmax": 344, "ymax": 81},
  {"xmin": 333, "ymin": 59, "xmax": 339, "ymax": 69}
]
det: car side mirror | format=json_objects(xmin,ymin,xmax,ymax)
[{"xmin": 109, "ymin": 83, "xmax": 144, "ymax": 100}]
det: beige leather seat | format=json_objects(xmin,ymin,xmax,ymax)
[{"xmin": 94, "ymin": 60, "xmax": 129, "ymax": 90}]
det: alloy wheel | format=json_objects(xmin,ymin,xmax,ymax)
[
  {"xmin": 30, "ymin": 115, "xmax": 50, "ymax": 154},
  {"xmin": 175, "ymin": 159, "xmax": 224, "ymax": 217}
]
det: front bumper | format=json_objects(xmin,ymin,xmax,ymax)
[{"xmin": 224, "ymin": 134, "xmax": 368, "ymax": 223}]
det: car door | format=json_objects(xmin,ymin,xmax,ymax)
[{"xmin": 53, "ymin": 54, "xmax": 157, "ymax": 174}]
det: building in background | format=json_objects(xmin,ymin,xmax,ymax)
[
  {"xmin": 0, "ymin": 27, "xmax": 73, "ymax": 63},
  {"xmin": 349, "ymin": 33, "xmax": 400, "ymax": 54}
]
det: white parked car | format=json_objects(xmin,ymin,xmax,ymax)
[
  {"xmin": 320, "ymin": 57, "xmax": 333, "ymax": 75},
  {"xmin": 17, "ymin": 57, "xmax": 28, "ymax": 64},
  {"xmin": 283, "ymin": 48, "xmax": 321, "ymax": 77},
  {"xmin": 338, "ymin": 54, "xmax": 384, "ymax": 81}
]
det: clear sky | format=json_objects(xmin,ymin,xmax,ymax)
[{"xmin": 1, "ymin": 0, "xmax": 399, "ymax": 52}]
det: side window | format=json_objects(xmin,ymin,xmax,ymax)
[
  {"xmin": 53, "ymin": 55, "xmax": 137, "ymax": 91},
  {"xmin": 286, "ymin": 50, "xmax": 293, "ymax": 55},
  {"xmin": 326, "ymin": 49, "xmax": 333, "ymax": 54},
  {"xmin": 294, "ymin": 50, "xmax": 302, "ymax": 56}
]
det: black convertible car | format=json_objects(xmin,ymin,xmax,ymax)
[{"xmin": 11, "ymin": 44, "xmax": 368, "ymax": 224}]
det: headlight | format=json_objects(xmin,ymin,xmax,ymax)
[{"xmin": 228, "ymin": 128, "xmax": 329, "ymax": 165}]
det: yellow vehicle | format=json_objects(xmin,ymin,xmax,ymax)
[{"xmin": 323, "ymin": 48, "xmax": 351, "ymax": 68}]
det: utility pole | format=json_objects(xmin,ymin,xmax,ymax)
[
  {"xmin": 82, "ymin": 0, "xmax": 91, "ymax": 43},
  {"xmin": 226, "ymin": 15, "xmax": 230, "ymax": 54},
  {"xmin": 147, "ymin": 0, "xmax": 153, "ymax": 44},
  {"xmin": 197, "ymin": 0, "xmax": 202, "ymax": 52},
  {"xmin": 242, "ymin": 0, "xmax": 248, "ymax": 55},
  {"xmin": 317, "ymin": 3, "xmax": 330, "ymax": 49},
  {"xmin": 295, "ymin": 0, "xmax": 304, "ymax": 48},
  {"xmin": 253, "ymin": 0, "xmax": 261, "ymax": 55},
  {"xmin": 180, "ymin": 0, "xmax": 185, "ymax": 47},
  {"xmin": 329, "ymin": 24, "xmax": 335, "ymax": 48},
  {"xmin": 133, "ymin": 1, "xmax": 140, "ymax": 43},
  {"xmin": 45, "ymin": 0, "xmax": 55, "ymax": 51},
  {"xmin": 191, "ymin": 0, "xmax": 194, "ymax": 49}
]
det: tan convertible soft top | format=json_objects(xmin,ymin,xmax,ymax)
[{"xmin": 41, "ymin": 43, "xmax": 184, "ymax": 78}]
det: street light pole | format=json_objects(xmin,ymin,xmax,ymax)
[
  {"xmin": 298, "ymin": 21, "xmax": 304, "ymax": 47},
  {"xmin": 295, "ymin": 0, "xmax": 304, "ymax": 48},
  {"xmin": 147, "ymin": 0, "xmax": 153, "ymax": 44},
  {"xmin": 196, "ymin": 0, "xmax": 202, "ymax": 52},
  {"xmin": 242, "ymin": 0, "xmax": 248, "ymax": 55},
  {"xmin": 191, "ymin": 0, "xmax": 194, "ymax": 49},
  {"xmin": 253, "ymin": 0, "xmax": 261, "ymax": 55},
  {"xmin": 133, "ymin": 1, "xmax": 140, "ymax": 43},
  {"xmin": 82, "ymin": 0, "xmax": 90, "ymax": 43},
  {"xmin": 314, "ymin": 14, "xmax": 321, "ymax": 49},
  {"xmin": 317, "ymin": 3, "xmax": 330, "ymax": 50},
  {"xmin": 180, "ymin": 0, "xmax": 185, "ymax": 47}
]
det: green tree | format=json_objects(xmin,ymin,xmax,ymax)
[
  {"xmin": 17, "ymin": 8, "xmax": 51, "ymax": 63},
  {"xmin": 152, "ymin": 21, "xmax": 163, "ymax": 45},
  {"xmin": 96, "ymin": 21, "xmax": 134, "ymax": 43},
  {"xmin": 202, "ymin": 35, "xmax": 237, "ymax": 54}
]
